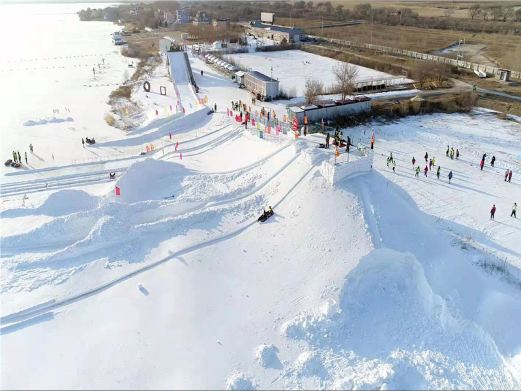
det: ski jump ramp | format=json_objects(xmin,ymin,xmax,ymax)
[{"xmin": 167, "ymin": 51, "xmax": 201, "ymax": 114}]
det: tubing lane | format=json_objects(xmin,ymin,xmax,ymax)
[{"xmin": 0, "ymin": 164, "xmax": 316, "ymax": 330}]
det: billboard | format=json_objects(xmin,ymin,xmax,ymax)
[{"xmin": 261, "ymin": 12, "xmax": 275, "ymax": 24}]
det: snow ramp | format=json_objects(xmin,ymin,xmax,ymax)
[{"xmin": 167, "ymin": 51, "xmax": 200, "ymax": 114}]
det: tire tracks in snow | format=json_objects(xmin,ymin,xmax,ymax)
[{"xmin": 0, "ymin": 164, "xmax": 316, "ymax": 331}]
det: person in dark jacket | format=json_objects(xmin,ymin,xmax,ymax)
[
  {"xmin": 448, "ymin": 170, "xmax": 453, "ymax": 183},
  {"xmin": 490, "ymin": 204, "xmax": 496, "ymax": 220},
  {"xmin": 508, "ymin": 170, "xmax": 513, "ymax": 183},
  {"xmin": 511, "ymin": 203, "xmax": 517, "ymax": 218},
  {"xmin": 325, "ymin": 133, "xmax": 330, "ymax": 149},
  {"xmin": 424, "ymin": 152, "xmax": 428, "ymax": 163},
  {"xmin": 436, "ymin": 166, "xmax": 441, "ymax": 179},
  {"xmin": 491, "ymin": 156, "xmax": 496, "ymax": 167}
]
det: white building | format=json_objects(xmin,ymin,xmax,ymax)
[{"xmin": 244, "ymin": 71, "xmax": 279, "ymax": 101}]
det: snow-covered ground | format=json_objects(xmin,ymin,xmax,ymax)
[
  {"xmin": 1, "ymin": 8, "xmax": 521, "ymax": 389},
  {"xmin": 225, "ymin": 50, "xmax": 412, "ymax": 96}
]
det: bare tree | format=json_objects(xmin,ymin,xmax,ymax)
[
  {"xmin": 304, "ymin": 79, "xmax": 323, "ymax": 104},
  {"xmin": 332, "ymin": 63, "xmax": 359, "ymax": 102},
  {"xmin": 468, "ymin": 4, "xmax": 481, "ymax": 20}
]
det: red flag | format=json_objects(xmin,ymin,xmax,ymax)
[
  {"xmin": 115, "ymin": 186, "xmax": 121, "ymax": 196},
  {"xmin": 292, "ymin": 117, "xmax": 299, "ymax": 131},
  {"xmin": 175, "ymin": 141, "xmax": 179, "ymax": 151}
]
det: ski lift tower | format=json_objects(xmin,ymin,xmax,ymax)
[{"xmin": 456, "ymin": 38, "xmax": 465, "ymax": 69}]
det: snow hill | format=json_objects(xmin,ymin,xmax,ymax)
[{"xmin": 1, "ymin": 40, "xmax": 521, "ymax": 389}]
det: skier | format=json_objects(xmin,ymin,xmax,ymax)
[
  {"xmin": 24, "ymin": 151, "xmax": 27, "ymax": 164},
  {"xmin": 505, "ymin": 169, "xmax": 509, "ymax": 181},
  {"xmin": 480, "ymin": 159, "xmax": 484, "ymax": 171},
  {"xmin": 325, "ymin": 133, "xmax": 330, "ymax": 149},
  {"xmin": 429, "ymin": 158, "xmax": 433, "ymax": 171},
  {"xmin": 29, "ymin": 143, "xmax": 33, "ymax": 153},
  {"xmin": 508, "ymin": 170, "xmax": 513, "ymax": 183},
  {"xmin": 448, "ymin": 170, "xmax": 453, "ymax": 184},
  {"xmin": 17, "ymin": 151, "xmax": 21, "ymax": 163},
  {"xmin": 200, "ymin": 70, "xmax": 203, "ymax": 76},
  {"xmin": 491, "ymin": 156, "xmax": 496, "ymax": 167},
  {"xmin": 82, "ymin": 138, "xmax": 85, "ymax": 147},
  {"xmin": 511, "ymin": 202, "xmax": 517, "ymax": 218},
  {"xmin": 436, "ymin": 166, "xmax": 441, "ymax": 179},
  {"xmin": 490, "ymin": 204, "xmax": 496, "ymax": 220},
  {"xmin": 370, "ymin": 133, "xmax": 375, "ymax": 150},
  {"xmin": 386, "ymin": 156, "xmax": 390, "ymax": 168},
  {"xmin": 415, "ymin": 166, "xmax": 420, "ymax": 177},
  {"xmin": 482, "ymin": 153, "xmax": 487, "ymax": 161},
  {"xmin": 450, "ymin": 147, "xmax": 455, "ymax": 159},
  {"xmin": 424, "ymin": 152, "xmax": 428, "ymax": 163},
  {"xmin": 214, "ymin": 103, "xmax": 217, "ymax": 112},
  {"xmin": 446, "ymin": 146, "xmax": 450, "ymax": 157},
  {"xmin": 456, "ymin": 149, "xmax": 459, "ymax": 159},
  {"xmin": 12, "ymin": 150, "xmax": 17, "ymax": 163},
  {"xmin": 432, "ymin": 157, "xmax": 436, "ymax": 166},
  {"xmin": 392, "ymin": 160, "xmax": 396, "ymax": 173},
  {"xmin": 412, "ymin": 156, "xmax": 416, "ymax": 166},
  {"xmin": 346, "ymin": 142, "xmax": 350, "ymax": 154},
  {"xmin": 424, "ymin": 165, "xmax": 428, "ymax": 177}
]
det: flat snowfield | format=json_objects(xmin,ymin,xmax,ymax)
[{"xmin": 225, "ymin": 49, "xmax": 411, "ymax": 96}]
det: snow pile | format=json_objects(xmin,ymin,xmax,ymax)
[
  {"xmin": 225, "ymin": 372, "xmax": 256, "ymax": 390},
  {"xmin": 114, "ymin": 158, "xmax": 187, "ymax": 203},
  {"xmin": 23, "ymin": 116, "xmax": 74, "ymax": 126},
  {"xmin": 37, "ymin": 189, "xmax": 99, "ymax": 216},
  {"xmin": 255, "ymin": 344, "xmax": 282, "ymax": 369},
  {"xmin": 280, "ymin": 248, "xmax": 519, "ymax": 389}
]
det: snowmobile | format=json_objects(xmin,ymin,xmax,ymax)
[{"xmin": 257, "ymin": 207, "xmax": 274, "ymax": 223}]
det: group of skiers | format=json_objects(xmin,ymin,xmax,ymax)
[
  {"xmin": 479, "ymin": 153, "xmax": 514, "ymax": 183},
  {"xmin": 446, "ymin": 145, "xmax": 459, "ymax": 160},
  {"xmin": 10, "ymin": 144, "xmax": 33, "ymax": 165},
  {"xmin": 407, "ymin": 151, "xmax": 453, "ymax": 183},
  {"xmin": 490, "ymin": 203, "xmax": 517, "ymax": 219}
]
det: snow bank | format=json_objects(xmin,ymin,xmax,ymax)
[
  {"xmin": 114, "ymin": 158, "xmax": 188, "ymax": 203},
  {"xmin": 23, "ymin": 116, "xmax": 74, "ymax": 126},
  {"xmin": 225, "ymin": 372, "xmax": 256, "ymax": 390},
  {"xmin": 255, "ymin": 344, "xmax": 282, "ymax": 369},
  {"xmin": 280, "ymin": 248, "xmax": 519, "ymax": 389},
  {"xmin": 2, "ymin": 189, "xmax": 99, "ymax": 218},
  {"xmin": 38, "ymin": 189, "xmax": 99, "ymax": 216},
  {"xmin": 319, "ymin": 148, "xmax": 374, "ymax": 185}
]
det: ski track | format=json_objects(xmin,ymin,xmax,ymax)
[{"xmin": 0, "ymin": 164, "xmax": 316, "ymax": 330}]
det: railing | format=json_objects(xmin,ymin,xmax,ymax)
[{"xmin": 308, "ymin": 35, "xmax": 521, "ymax": 80}]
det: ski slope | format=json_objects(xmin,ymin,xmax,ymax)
[
  {"xmin": 2, "ymin": 35, "xmax": 521, "ymax": 389},
  {"xmin": 167, "ymin": 51, "xmax": 200, "ymax": 114}
]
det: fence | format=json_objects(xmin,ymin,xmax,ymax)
[{"xmin": 308, "ymin": 35, "xmax": 521, "ymax": 80}]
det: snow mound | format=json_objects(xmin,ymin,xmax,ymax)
[
  {"xmin": 2, "ymin": 189, "xmax": 99, "ymax": 219},
  {"xmin": 255, "ymin": 344, "xmax": 282, "ymax": 369},
  {"xmin": 114, "ymin": 158, "xmax": 187, "ymax": 203},
  {"xmin": 279, "ymin": 248, "xmax": 519, "ymax": 389},
  {"xmin": 225, "ymin": 372, "xmax": 256, "ymax": 390},
  {"xmin": 38, "ymin": 189, "xmax": 99, "ymax": 216},
  {"xmin": 23, "ymin": 116, "xmax": 74, "ymax": 126}
]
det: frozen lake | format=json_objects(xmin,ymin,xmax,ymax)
[{"xmin": 0, "ymin": 2, "xmax": 128, "ymax": 171}]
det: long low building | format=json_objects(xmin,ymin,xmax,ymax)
[
  {"xmin": 244, "ymin": 71, "xmax": 279, "ymax": 101},
  {"xmin": 289, "ymin": 97, "xmax": 371, "ymax": 123}
]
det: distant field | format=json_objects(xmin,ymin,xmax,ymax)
[{"xmin": 292, "ymin": 22, "xmax": 521, "ymax": 71}]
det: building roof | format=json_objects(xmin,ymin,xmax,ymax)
[
  {"xmin": 250, "ymin": 20, "xmax": 302, "ymax": 34},
  {"xmin": 247, "ymin": 70, "xmax": 278, "ymax": 83}
]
